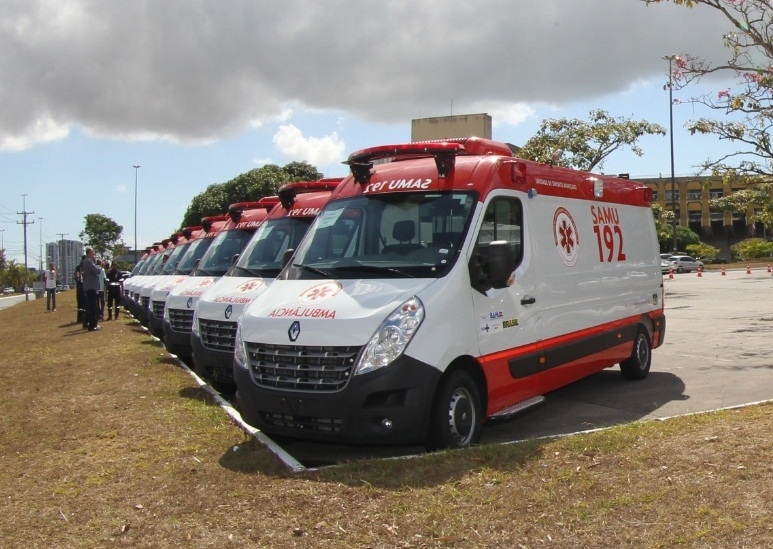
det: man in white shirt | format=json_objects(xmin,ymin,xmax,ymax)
[{"xmin": 44, "ymin": 263, "xmax": 57, "ymax": 311}]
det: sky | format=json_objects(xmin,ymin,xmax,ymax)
[{"xmin": 0, "ymin": 0, "xmax": 745, "ymax": 266}]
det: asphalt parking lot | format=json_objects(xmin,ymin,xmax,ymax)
[{"xmin": 275, "ymin": 267, "xmax": 773, "ymax": 467}]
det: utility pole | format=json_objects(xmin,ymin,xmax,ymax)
[
  {"xmin": 18, "ymin": 194, "xmax": 34, "ymax": 301},
  {"xmin": 38, "ymin": 217, "xmax": 44, "ymax": 273},
  {"xmin": 133, "ymin": 165, "xmax": 141, "ymax": 264},
  {"xmin": 57, "ymin": 233, "xmax": 68, "ymax": 284}
]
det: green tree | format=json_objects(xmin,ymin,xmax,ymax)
[
  {"xmin": 516, "ymin": 109, "xmax": 666, "ymax": 171},
  {"xmin": 79, "ymin": 214, "xmax": 124, "ymax": 259},
  {"xmin": 686, "ymin": 242, "xmax": 720, "ymax": 260},
  {"xmin": 657, "ymin": 223, "xmax": 700, "ymax": 253},
  {"xmin": 709, "ymin": 175, "xmax": 773, "ymax": 236},
  {"xmin": 2, "ymin": 260, "xmax": 30, "ymax": 291},
  {"xmin": 731, "ymin": 238, "xmax": 773, "ymax": 260},
  {"xmin": 645, "ymin": 0, "xmax": 773, "ymax": 177},
  {"xmin": 180, "ymin": 161, "xmax": 324, "ymax": 228}
]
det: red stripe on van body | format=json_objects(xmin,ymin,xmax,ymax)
[{"xmin": 479, "ymin": 312, "xmax": 661, "ymax": 417}]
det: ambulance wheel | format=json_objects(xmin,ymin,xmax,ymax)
[
  {"xmin": 620, "ymin": 327, "xmax": 651, "ymax": 380},
  {"xmin": 426, "ymin": 370, "xmax": 482, "ymax": 450}
]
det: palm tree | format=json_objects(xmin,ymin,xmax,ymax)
[{"xmin": 3, "ymin": 260, "xmax": 30, "ymax": 291}]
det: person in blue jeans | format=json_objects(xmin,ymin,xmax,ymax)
[{"xmin": 81, "ymin": 248, "xmax": 102, "ymax": 331}]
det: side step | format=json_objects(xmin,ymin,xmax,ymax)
[{"xmin": 488, "ymin": 395, "xmax": 545, "ymax": 422}]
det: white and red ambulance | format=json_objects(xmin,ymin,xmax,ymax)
[
  {"xmin": 163, "ymin": 199, "xmax": 278, "ymax": 360},
  {"xmin": 147, "ymin": 216, "xmax": 229, "ymax": 339},
  {"xmin": 233, "ymin": 137, "xmax": 665, "ymax": 449},
  {"xmin": 191, "ymin": 179, "xmax": 341, "ymax": 385}
]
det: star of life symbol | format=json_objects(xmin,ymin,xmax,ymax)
[
  {"xmin": 197, "ymin": 277, "xmax": 214, "ymax": 287},
  {"xmin": 298, "ymin": 281, "xmax": 342, "ymax": 305},
  {"xmin": 237, "ymin": 279, "xmax": 263, "ymax": 292},
  {"xmin": 553, "ymin": 207, "xmax": 579, "ymax": 267}
]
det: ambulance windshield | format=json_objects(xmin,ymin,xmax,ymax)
[
  {"xmin": 284, "ymin": 191, "xmax": 476, "ymax": 280},
  {"xmin": 228, "ymin": 216, "xmax": 315, "ymax": 279}
]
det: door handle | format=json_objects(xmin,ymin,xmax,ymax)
[{"xmin": 520, "ymin": 296, "xmax": 536, "ymax": 305}]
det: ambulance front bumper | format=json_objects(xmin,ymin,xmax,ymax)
[{"xmin": 234, "ymin": 354, "xmax": 442, "ymax": 446}]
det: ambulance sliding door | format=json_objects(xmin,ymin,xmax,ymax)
[{"xmin": 470, "ymin": 195, "xmax": 542, "ymax": 358}]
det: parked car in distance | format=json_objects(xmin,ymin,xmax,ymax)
[
  {"xmin": 669, "ymin": 255, "xmax": 704, "ymax": 273},
  {"xmin": 661, "ymin": 259, "xmax": 672, "ymax": 274},
  {"xmin": 2, "ymin": 287, "xmax": 13, "ymax": 294}
]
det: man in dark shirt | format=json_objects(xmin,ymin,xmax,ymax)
[
  {"xmin": 104, "ymin": 261, "xmax": 123, "ymax": 320},
  {"xmin": 82, "ymin": 248, "xmax": 102, "ymax": 331}
]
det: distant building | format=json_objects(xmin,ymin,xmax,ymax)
[
  {"xmin": 46, "ymin": 239, "xmax": 84, "ymax": 285},
  {"xmin": 637, "ymin": 175, "xmax": 771, "ymax": 239},
  {"xmin": 411, "ymin": 113, "xmax": 492, "ymax": 142}
]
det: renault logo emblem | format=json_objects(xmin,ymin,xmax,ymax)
[
  {"xmin": 224, "ymin": 305, "xmax": 233, "ymax": 319},
  {"xmin": 288, "ymin": 321, "xmax": 300, "ymax": 342},
  {"xmin": 186, "ymin": 297, "xmax": 193, "ymax": 309}
]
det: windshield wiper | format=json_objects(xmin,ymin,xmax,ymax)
[
  {"xmin": 232, "ymin": 265, "xmax": 262, "ymax": 277},
  {"xmin": 292, "ymin": 263, "xmax": 336, "ymax": 278},
  {"xmin": 334, "ymin": 264, "xmax": 415, "ymax": 278}
]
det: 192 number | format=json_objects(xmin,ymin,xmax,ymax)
[{"xmin": 593, "ymin": 224, "xmax": 626, "ymax": 262}]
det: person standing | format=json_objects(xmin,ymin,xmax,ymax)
[
  {"xmin": 105, "ymin": 261, "xmax": 123, "ymax": 320},
  {"xmin": 97, "ymin": 260, "xmax": 106, "ymax": 320},
  {"xmin": 74, "ymin": 258, "xmax": 85, "ymax": 324},
  {"xmin": 44, "ymin": 263, "xmax": 57, "ymax": 311},
  {"xmin": 82, "ymin": 248, "xmax": 102, "ymax": 331}
]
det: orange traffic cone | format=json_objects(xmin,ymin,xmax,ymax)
[
  {"xmin": 747, "ymin": 264, "xmax": 752, "ymax": 274},
  {"xmin": 668, "ymin": 267, "xmax": 674, "ymax": 279},
  {"xmin": 721, "ymin": 265, "xmax": 726, "ymax": 276},
  {"xmin": 697, "ymin": 266, "xmax": 702, "ymax": 277},
  {"xmin": 768, "ymin": 264, "xmax": 771, "ymax": 273}
]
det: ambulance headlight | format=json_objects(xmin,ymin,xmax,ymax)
[
  {"xmin": 233, "ymin": 323, "xmax": 248, "ymax": 370},
  {"xmin": 356, "ymin": 296, "xmax": 424, "ymax": 375}
]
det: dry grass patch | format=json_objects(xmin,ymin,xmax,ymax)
[{"xmin": 1, "ymin": 292, "xmax": 773, "ymax": 547}]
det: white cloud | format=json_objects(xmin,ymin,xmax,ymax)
[
  {"xmin": 252, "ymin": 157, "xmax": 274, "ymax": 167},
  {"xmin": 0, "ymin": 116, "xmax": 69, "ymax": 151},
  {"xmin": 0, "ymin": 1, "xmax": 733, "ymax": 149},
  {"xmin": 272, "ymin": 124, "xmax": 346, "ymax": 166}
]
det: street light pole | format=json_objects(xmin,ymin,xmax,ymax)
[
  {"xmin": 664, "ymin": 54, "xmax": 679, "ymax": 254},
  {"xmin": 133, "ymin": 165, "xmax": 141, "ymax": 264}
]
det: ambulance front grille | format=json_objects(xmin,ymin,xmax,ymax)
[
  {"xmin": 151, "ymin": 300, "xmax": 165, "ymax": 318},
  {"xmin": 259, "ymin": 411, "xmax": 343, "ymax": 433},
  {"xmin": 199, "ymin": 319, "xmax": 238, "ymax": 352},
  {"xmin": 140, "ymin": 296, "xmax": 150, "ymax": 310},
  {"xmin": 168, "ymin": 308, "xmax": 194, "ymax": 332},
  {"xmin": 245, "ymin": 342, "xmax": 360, "ymax": 392}
]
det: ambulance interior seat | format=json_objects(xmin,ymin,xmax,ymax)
[{"xmin": 382, "ymin": 220, "xmax": 423, "ymax": 255}]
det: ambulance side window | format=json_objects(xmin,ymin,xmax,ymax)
[
  {"xmin": 477, "ymin": 198, "xmax": 523, "ymax": 265},
  {"xmin": 469, "ymin": 198, "xmax": 523, "ymax": 293}
]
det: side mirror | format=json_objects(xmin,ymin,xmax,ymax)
[
  {"xmin": 487, "ymin": 240, "xmax": 516, "ymax": 289},
  {"xmin": 469, "ymin": 240, "xmax": 516, "ymax": 294},
  {"xmin": 231, "ymin": 253, "xmax": 240, "ymax": 266}
]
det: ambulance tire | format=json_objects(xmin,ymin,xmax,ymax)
[
  {"xmin": 620, "ymin": 327, "xmax": 651, "ymax": 380},
  {"xmin": 426, "ymin": 370, "xmax": 483, "ymax": 451}
]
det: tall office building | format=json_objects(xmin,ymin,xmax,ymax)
[{"xmin": 46, "ymin": 239, "xmax": 84, "ymax": 285}]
